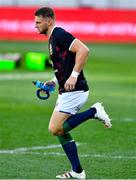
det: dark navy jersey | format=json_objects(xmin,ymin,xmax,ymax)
[{"xmin": 49, "ymin": 27, "xmax": 89, "ymax": 93}]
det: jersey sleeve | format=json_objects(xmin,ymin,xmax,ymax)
[{"xmin": 56, "ymin": 29, "xmax": 75, "ymax": 50}]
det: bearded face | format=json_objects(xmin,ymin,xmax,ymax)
[{"xmin": 35, "ymin": 16, "xmax": 51, "ymax": 35}]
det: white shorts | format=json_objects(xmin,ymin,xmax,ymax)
[{"xmin": 54, "ymin": 90, "xmax": 89, "ymax": 115}]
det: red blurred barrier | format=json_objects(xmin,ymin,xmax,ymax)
[{"xmin": 0, "ymin": 7, "xmax": 136, "ymax": 43}]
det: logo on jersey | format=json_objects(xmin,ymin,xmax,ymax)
[
  {"xmin": 49, "ymin": 43, "xmax": 53, "ymax": 55},
  {"xmin": 54, "ymin": 69, "xmax": 58, "ymax": 73}
]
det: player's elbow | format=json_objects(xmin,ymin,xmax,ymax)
[
  {"xmin": 81, "ymin": 46, "xmax": 90, "ymax": 57},
  {"xmin": 85, "ymin": 47, "xmax": 90, "ymax": 56}
]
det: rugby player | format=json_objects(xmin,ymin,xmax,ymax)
[{"xmin": 34, "ymin": 7, "xmax": 112, "ymax": 179}]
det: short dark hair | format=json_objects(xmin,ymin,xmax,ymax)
[{"xmin": 35, "ymin": 7, "xmax": 55, "ymax": 19}]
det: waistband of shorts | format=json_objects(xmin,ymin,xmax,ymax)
[
  {"xmin": 59, "ymin": 80, "xmax": 89, "ymax": 94},
  {"xmin": 59, "ymin": 88, "xmax": 89, "ymax": 94}
]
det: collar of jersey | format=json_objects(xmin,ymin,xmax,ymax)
[{"xmin": 50, "ymin": 25, "xmax": 56, "ymax": 37}]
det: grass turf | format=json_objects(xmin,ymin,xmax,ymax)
[{"xmin": 0, "ymin": 41, "xmax": 136, "ymax": 178}]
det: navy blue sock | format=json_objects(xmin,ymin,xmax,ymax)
[
  {"xmin": 63, "ymin": 107, "xmax": 96, "ymax": 132},
  {"xmin": 58, "ymin": 134, "xmax": 83, "ymax": 173}
]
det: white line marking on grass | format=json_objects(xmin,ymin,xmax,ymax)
[
  {"xmin": 124, "ymin": 118, "xmax": 136, "ymax": 122},
  {"xmin": 79, "ymin": 154, "xmax": 136, "ymax": 160},
  {"xmin": 33, "ymin": 152, "xmax": 136, "ymax": 160},
  {"xmin": 0, "ymin": 144, "xmax": 136, "ymax": 160},
  {"xmin": 0, "ymin": 143, "xmax": 83, "ymax": 154},
  {"xmin": 86, "ymin": 74, "xmax": 136, "ymax": 83},
  {"xmin": 3, "ymin": 151, "xmax": 136, "ymax": 160},
  {"xmin": 113, "ymin": 118, "xmax": 136, "ymax": 122},
  {"xmin": 40, "ymin": 152, "xmax": 136, "ymax": 160},
  {"xmin": 0, "ymin": 72, "xmax": 52, "ymax": 80},
  {"xmin": 0, "ymin": 144, "xmax": 61, "ymax": 154}
]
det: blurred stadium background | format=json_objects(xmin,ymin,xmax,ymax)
[
  {"xmin": 1, "ymin": 0, "xmax": 136, "ymax": 8},
  {"xmin": 0, "ymin": 0, "xmax": 136, "ymax": 179}
]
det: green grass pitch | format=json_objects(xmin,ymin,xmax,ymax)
[{"xmin": 0, "ymin": 41, "xmax": 136, "ymax": 179}]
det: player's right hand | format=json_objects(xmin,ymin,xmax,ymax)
[{"xmin": 64, "ymin": 76, "xmax": 77, "ymax": 91}]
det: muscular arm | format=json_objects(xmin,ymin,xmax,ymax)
[
  {"xmin": 70, "ymin": 39, "xmax": 90, "ymax": 73},
  {"xmin": 64, "ymin": 39, "xmax": 90, "ymax": 91}
]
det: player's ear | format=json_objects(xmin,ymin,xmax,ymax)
[
  {"xmin": 47, "ymin": 17, "xmax": 54, "ymax": 26},
  {"xmin": 49, "ymin": 18, "xmax": 54, "ymax": 25}
]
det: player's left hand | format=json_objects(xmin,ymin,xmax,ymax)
[
  {"xmin": 45, "ymin": 80, "xmax": 56, "ymax": 87},
  {"xmin": 64, "ymin": 76, "xmax": 77, "ymax": 91}
]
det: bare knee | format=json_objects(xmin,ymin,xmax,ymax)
[
  {"xmin": 48, "ymin": 110, "xmax": 71, "ymax": 136},
  {"xmin": 48, "ymin": 124, "xmax": 64, "ymax": 136}
]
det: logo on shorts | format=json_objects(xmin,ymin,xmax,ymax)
[{"xmin": 75, "ymin": 105, "xmax": 80, "ymax": 112}]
